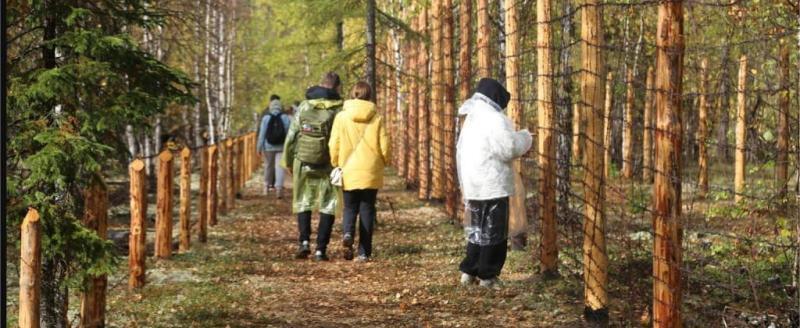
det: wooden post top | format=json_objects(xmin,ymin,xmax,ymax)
[
  {"xmin": 208, "ymin": 145, "xmax": 217, "ymax": 155},
  {"xmin": 158, "ymin": 150, "xmax": 173, "ymax": 162},
  {"xmin": 181, "ymin": 147, "xmax": 191, "ymax": 157},
  {"xmin": 130, "ymin": 159, "xmax": 145, "ymax": 171},
  {"xmin": 23, "ymin": 208, "xmax": 40, "ymax": 225}
]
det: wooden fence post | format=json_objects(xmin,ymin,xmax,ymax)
[
  {"xmin": 208, "ymin": 145, "xmax": 219, "ymax": 226},
  {"xmin": 129, "ymin": 159, "xmax": 147, "ymax": 288},
  {"xmin": 226, "ymin": 139, "xmax": 235, "ymax": 208},
  {"xmin": 155, "ymin": 150, "xmax": 174, "ymax": 259},
  {"xmin": 653, "ymin": 1, "xmax": 685, "ymax": 325},
  {"xmin": 734, "ymin": 55, "xmax": 747, "ymax": 203},
  {"xmin": 219, "ymin": 141, "xmax": 228, "ymax": 215},
  {"xmin": 80, "ymin": 179, "xmax": 108, "ymax": 328},
  {"xmin": 19, "ymin": 208, "xmax": 41, "ymax": 328},
  {"xmin": 239, "ymin": 138, "xmax": 246, "ymax": 190},
  {"xmin": 642, "ymin": 67, "xmax": 655, "ymax": 183},
  {"xmin": 199, "ymin": 148, "xmax": 209, "ymax": 243},
  {"xmin": 179, "ymin": 147, "xmax": 191, "ymax": 252}
]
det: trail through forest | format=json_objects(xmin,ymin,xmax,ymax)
[{"xmin": 103, "ymin": 170, "xmax": 595, "ymax": 328}]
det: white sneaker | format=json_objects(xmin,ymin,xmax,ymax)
[
  {"xmin": 460, "ymin": 272, "xmax": 476, "ymax": 286},
  {"xmin": 355, "ymin": 255, "xmax": 370, "ymax": 262},
  {"xmin": 478, "ymin": 277, "xmax": 502, "ymax": 289}
]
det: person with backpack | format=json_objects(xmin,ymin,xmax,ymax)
[
  {"xmin": 282, "ymin": 72, "xmax": 344, "ymax": 261},
  {"xmin": 456, "ymin": 78, "xmax": 532, "ymax": 288},
  {"xmin": 329, "ymin": 82, "xmax": 390, "ymax": 262},
  {"xmin": 257, "ymin": 94, "xmax": 291, "ymax": 198}
]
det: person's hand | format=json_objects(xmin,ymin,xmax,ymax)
[{"xmin": 286, "ymin": 167, "xmax": 293, "ymax": 176}]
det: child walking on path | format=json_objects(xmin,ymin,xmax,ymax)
[
  {"xmin": 456, "ymin": 78, "xmax": 532, "ymax": 288},
  {"xmin": 329, "ymin": 82, "xmax": 390, "ymax": 262}
]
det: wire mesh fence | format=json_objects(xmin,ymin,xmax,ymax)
[{"xmin": 380, "ymin": 0, "xmax": 799, "ymax": 325}]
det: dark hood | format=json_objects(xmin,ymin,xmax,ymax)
[
  {"xmin": 475, "ymin": 78, "xmax": 510, "ymax": 109},
  {"xmin": 305, "ymin": 86, "xmax": 342, "ymax": 100}
]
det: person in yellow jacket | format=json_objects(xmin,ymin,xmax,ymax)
[{"xmin": 328, "ymin": 81, "xmax": 391, "ymax": 261}]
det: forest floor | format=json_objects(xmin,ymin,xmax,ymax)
[
  {"xmin": 5, "ymin": 165, "xmax": 797, "ymax": 327},
  {"xmin": 102, "ymin": 172, "xmax": 595, "ymax": 327}
]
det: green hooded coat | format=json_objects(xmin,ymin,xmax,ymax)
[{"xmin": 282, "ymin": 88, "xmax": 343, "ymax": 215}]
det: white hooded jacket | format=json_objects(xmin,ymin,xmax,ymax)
[{"xmin": 456, "ymin": 93, "xmax": 533, "ymax": 201}]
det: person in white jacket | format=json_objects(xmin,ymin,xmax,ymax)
[{"xmin": 456, "ymin": 78, "xmax": 533, "ymax": 288}]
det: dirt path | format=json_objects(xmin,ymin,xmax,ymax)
[{"xmin": 106, "ymin": 172, "xmax": 588, "ymax": 327}]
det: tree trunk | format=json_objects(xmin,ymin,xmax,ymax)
[
  {"xmin": 580, "ymin": 0, "xmax": 608, "ymax": 320},
  {"xmin": 734, "ymin": 56, "xmax": 747, "ymax": 203},
  {"xmin": 537, "ymin": 0, "xmax": 557, "ymax": 275},
  {"xmin": 642, "ymin": 67, "xmax": 655, "ymax": 183},
  {"xmin": 80, "ymin": 179, "xmax": 108, "ymax": 328},
  {"xmin": 477, "ymin": 0, "xmax": 492, "ymax": 78},
  {"xmin": 129, "ymin": 160, "xmax": 147, "ymax": 289},
  {"xmin": 459, "ymin": 0, "xmax": 473, "ymax": 102},
  {"xmin": 716, "ymin": 44, "xmax": 731, "ymax": 161},
  {"xmin": 573, "ymin": 103, "xmax": 582, "ymax": 165},
  {"xmin": 603, "ymin": 72, "xmax": 614, "ymax": 179},
  {"xmin": 776, "ymin": 46, "xmax": 789, "ymax": 199},
  {"xmin": 652, "ymin": 1, "xmax": 684, "ymax": 325},
  {"xmin": 505, "ymin": 0, "xmax": 527, "ymax": 250},
  {"xmin": 431, "ymin": 0, "xmax": 445, "ymax": 200},
  {"xmin": 20, "ymin": 208, "xmax": 41, "ymax": 328},
  {"xmin": 366, "ymin": 0, "xmax": 377, "ymax": 102},
  {"xmin": 443, "ymin": 0, "xmax": 458, "ymax": 220},
  {"xmin": 697, "ymin": 59, "xmax": 709, "ymax": 196},
  {"xmin": 126, "ymin": 125, "xmax": 138, "ymax": 159},
  {"xmin": 555, "ymin": 0, "xmax": 574, "ymax": 234},
  {"xmin": 407, "ymin": 16, "xmax": 420, "ymax": 186},
  {"xmin": 418, "ymin": 7, "xmax": 431, "ymax": 200},
  {"xmin": 205, "ymin": 0, "xmax": 217, "ymax": 144},
  {"xmin": 623, "ymin": 70, "xmax": 635, "ymax": 179}
]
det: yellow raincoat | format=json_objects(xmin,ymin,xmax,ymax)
[{"xmin": 328, "ymin": 99, "xmax": 391, "ymax": 191}]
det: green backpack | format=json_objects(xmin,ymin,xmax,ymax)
[{"xmin": 295, "ymin": 100, "xmax": 340, "ymax": 165}]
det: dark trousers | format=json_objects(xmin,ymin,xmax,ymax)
[
  {"xmin": 342, "ymin": 189, "xmax": 378, "ymax": 257},
  {"xmin": 459, "ymin": 241, "xmax": 508, "ymax": 280},
  {"xmin": 297, "ymin": 211, "xmax": 335, "ymax": 252},
  {"xmin": 459, "ymin": 197, "xmax": 510, "ymax": 280}
]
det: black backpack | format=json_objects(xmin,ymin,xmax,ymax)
[{"xmin": 265, "ymin": 113, "xmax": 287, "ymax": 145}]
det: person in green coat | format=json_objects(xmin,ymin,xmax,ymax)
[{"xmin": 282, "ymin": 72, "xmax": 343, "ymax": 261}]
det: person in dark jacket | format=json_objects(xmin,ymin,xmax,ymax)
[
  {"xmin": 281, "ymin": 72, "xmax": 343, "ymax": 261},
  {"xmin": 257, "ymin": 94, "xmax": 291, "ymax": 198}
]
